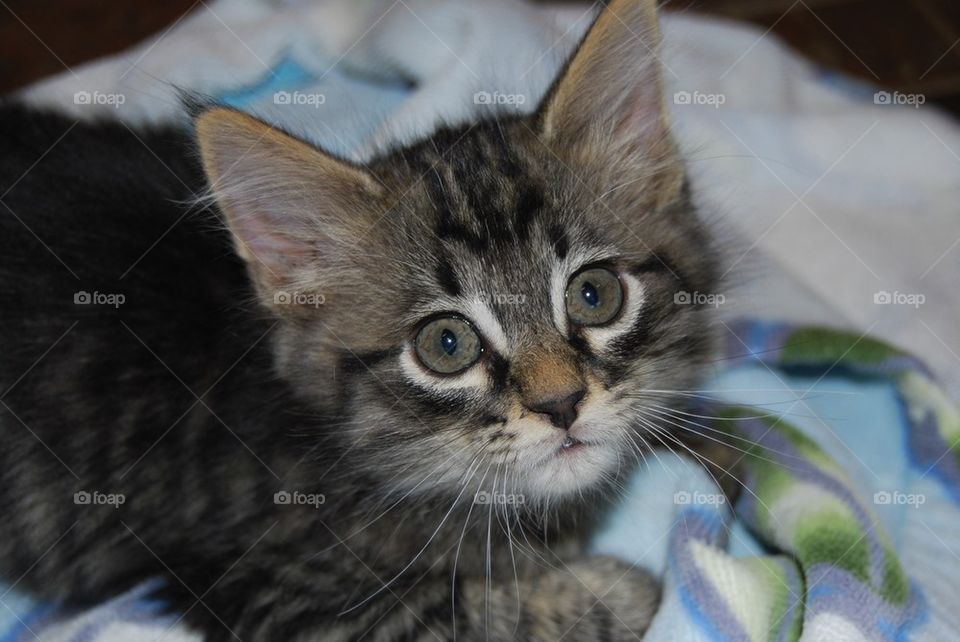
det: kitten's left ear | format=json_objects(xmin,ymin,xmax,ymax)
[
  {"xmin": 537, "ymin": 0, "xmax": 682, "ymax": 205},
  {"xmin": 195, "ymin": 108, "xmax": 382, "ymax": 314}
]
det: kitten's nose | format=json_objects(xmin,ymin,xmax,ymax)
[{"xmin": 526, "ymin": 389, "xmax": 585, "ymax": 431}]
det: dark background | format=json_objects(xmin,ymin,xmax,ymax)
[{"xmin": 1, "ymin": 0, "xmax": 959, "ymax": 113}]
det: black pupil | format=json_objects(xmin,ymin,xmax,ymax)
[
  {"xmin": 440, "ymin": 328, "xmax": 458, "ymax": 356},
  {"xmin": 580, "ymin": 281, "xmax": 600, "ymax": 308}
]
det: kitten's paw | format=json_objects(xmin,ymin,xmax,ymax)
[
  {"xmin": 523, "ymin": 555, "xmax": 660, "ymax": 640},
  {"xmin": 564, "ymin": 556, "xmax": 660, "ymax": 637},
  {"xmin": 462, "ymin": 555, "xmax": 659, "ymax": 640}
]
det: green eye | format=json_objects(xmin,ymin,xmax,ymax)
[
  {"xmin": 565, "ymin": 267, "xmax": 623, "ymax": 326},
  {"xmin": 414, "ymin": 317, "xmax": 482, "ymax": 374}
]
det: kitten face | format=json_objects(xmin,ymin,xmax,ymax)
[
  {"xmin": 315, "ymin": 124, "xmax": 716, "ymax": 503},
  {"xmin": 196, "ymin": 0, "xmax": 718, "ymax": 506}
]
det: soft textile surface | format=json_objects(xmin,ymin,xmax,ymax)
[
  {"xmin": 6, "ymin": 1, "xmax": 960, "ymax": 640},
  {"xmin": 642, "ymin": 323, "xmax": 960, "ymax": 641},
  {"xmin": 590, "ymin": 322, "xmax": 960, "ymax": 641}
]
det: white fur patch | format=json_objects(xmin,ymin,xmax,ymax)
[
  {"xmin": 550, "ymin": 261, "xmax": 571, "ymax": 337},
  {"xmin": 460, "ymin": 297, "xmax": 509, "ymax": 354}
]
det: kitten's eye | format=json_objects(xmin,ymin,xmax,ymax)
[
  {"xmin": 414, "ymin": 317, "xmax": 482, "ymax": 374},
  {"xmin": 565, "ymin": 268, "xmax": 623, "ymax": 326}
]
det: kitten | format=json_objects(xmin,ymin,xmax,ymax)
[{"xmin": 0, "ymin": 0, "xmax": 719, "ymax": 639}]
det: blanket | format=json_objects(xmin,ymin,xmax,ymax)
[
  {"xmin": 634, "ymin": 322, "xmax": 960, "ymax": 641},
  {"xmin": 6, "ymin": 0, "xmax": 960, "ymax": 639}
]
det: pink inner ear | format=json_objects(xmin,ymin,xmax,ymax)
[
  {"xmin": 603, "ymin": 53, "xmax": 664, "ymax": 139},
  {"xmin": 618, "ymin": 94, "xmax": 666, "ymax": 147},
  {"xmin": 231, "ymin": 209, "xmax": 315, "ymax": 281}
]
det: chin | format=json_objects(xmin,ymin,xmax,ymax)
[{"xmin": 520, "ymin": 440, "xmax": 624, "ymax": 503}]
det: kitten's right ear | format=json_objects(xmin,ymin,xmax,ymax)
[
  {"xmin": 537, "ymin": 0, "xmax": 682, "ymax": 206},
  {"xmin": 195, "ymin": 108, "xmax": 382, "ymax": 313}
]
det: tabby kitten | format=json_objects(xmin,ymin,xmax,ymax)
[{"xmin": 0, "ymin": 0, "xmax": 718, "ymax": 639}]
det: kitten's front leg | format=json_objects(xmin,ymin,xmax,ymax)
[
  {"xmin": 458, "ymin": 555, "xmax": 660, "ymax": 641},
  {"xmin": 187, "ymin": 554, "xmax": 658, "ymax": 641}
]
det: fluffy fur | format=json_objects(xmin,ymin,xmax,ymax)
[{"xmin": 0, "ymin": 0, "xmax": 719, "ymax": 639}]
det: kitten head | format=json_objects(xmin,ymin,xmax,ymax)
[{"xmin": 196, "ymin": 0, "xmax": 718, "ymax": 505}]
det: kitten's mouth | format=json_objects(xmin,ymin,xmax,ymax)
[
  {"xmin": 530, "ymin": 434, "xmax": 597, "ymax": 468},
  {"xmin": 559, "ymin": 436, "xmax": 586, "ymax": 453}
]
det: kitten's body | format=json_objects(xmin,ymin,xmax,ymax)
[
  {"xmin": 0, "ymin": 1, "xmax": 719, "ymax": 639},
  {"xmin": 0, "ymin": 104, "xmax": 660, "ymax": 640}
]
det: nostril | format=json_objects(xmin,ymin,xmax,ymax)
[
  {"xmin": 568, "ymin": 388, "xmax": 585, "ymax": 410},
  {"xmin": 528, "ymin": 388, "xmax": 587, "ymax": 431}
]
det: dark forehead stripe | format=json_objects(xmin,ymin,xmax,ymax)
[
  {"xmin": 411, "ymin": 124, "xmax": 550, "ymax": 254},
  {"xmin": 421, "ymin": 157, "xmax": 487, "ymax": 253},
  {"xmin": 512, "ymin": 184, "xmax": 545, "ymax": 243},
  {"xmin": 434, "ymin": 254, "xmax": 461, "ymax": 297},
  {"xmin": 436, "ymin": 208, "xmax": 487, "ymax": 253},
  {"xmin": 460, "ymin": 135, "xmax": 515, "ymax": 244},
  {"xmin": 549, "ymin": 224, "xmax": 569, "ymax": 260},
  {"xmin": 463, "ymin": 178, "xmax": 512, "ymax": 247}
]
